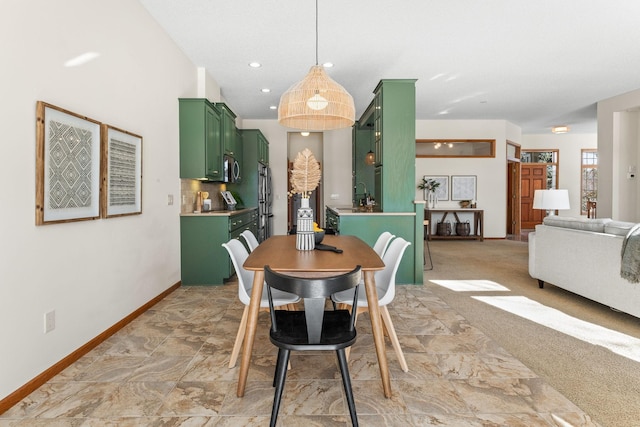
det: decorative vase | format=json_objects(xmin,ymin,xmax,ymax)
[{"xmin": 296, "ymin": 197, "xmax": 315, "ymax": 250}]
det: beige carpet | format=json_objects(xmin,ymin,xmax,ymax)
[{"xmin": 424, "ymin": 239, "xmax": 640, "ymax": 427}]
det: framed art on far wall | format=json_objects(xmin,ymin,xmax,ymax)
[
  {"xmin": 35, "ymin": 101, "xmax": 102, "ymax": 225},
  {"xmin": 423, "ymin": 175, "xmax": 449, "ymax": 201},
  {"xmin": 101, "ymin": 125, "xmax": 143, "ymax": 218},
  {"xmin": 451, "ymin": 175, "xmax": 477, "ymax": 201}
]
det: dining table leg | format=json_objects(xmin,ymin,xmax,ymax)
[
  {"xmin": 363, "ymin": 270, "xmax": 392, "ymax": 398},
  {"xmin": 236, "ymin": 269, "xmax": 265, "ymax": 397}
]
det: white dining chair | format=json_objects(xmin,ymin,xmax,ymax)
[
  {"xmin": 332, "ymin": 237, "xmax": 411, "ymax": 372},
  {"xmin": 240, "ymin": 229, "xmax": 260, "ymax": 252},
  {"xmin": 372, "ymin": 231, "xmax": 395, "ymax": 257},
  {"xmin": 222, "ymin": 239, "xmax": 300, "ymax": 368}
]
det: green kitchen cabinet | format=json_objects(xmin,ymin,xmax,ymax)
[
  {"xmin": 352, "ymin": 124, "xmax": 375, "ymax": 205},
  {"xmin": 179, "ymin": 98, "xmax": 223, "ymax": 181},
  {"xmin": 355, "ymin": 80, "xmax": 416, "ymax": 212},
  {"xmin": 324, "ymin": 206, "xmax": 424, "ymax": 284},
  {"xmin": 220, "ymin": 103, "xmax": 238, "ymax": 157},
  {"xmin": 236, "ymin": 129, "xmax": 269, "ymax": 208},
  {"xmin": 258, "ymin": 132, "xmax": 269, "ymax": 165},
  {"xmin": 180, "ymin": 209, "xmax": 258, "ymax": 285}
]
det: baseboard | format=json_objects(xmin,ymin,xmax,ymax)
[{"xmin": 0, "ymin": 281, "xmax": 181, "ymax": 415}]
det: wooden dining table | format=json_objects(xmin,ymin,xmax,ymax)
[{"xmin": 239, "ymin": 234, "xmax": 391, "ymax": 397}]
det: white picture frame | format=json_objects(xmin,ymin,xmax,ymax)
[
  {"xmin": 451, "ymin": 175, "xmax": 477, "ymax": 201},
  {"xmin": 36, "ymin": 101, "xmax": 101, "ymax": 225},
  {"xmin": 423, "ymin": 175, "xmax": 449, "ymax": 201},
  {"xmin": 102, "ymin": 125, "xmax": 143, "ymax": 218}
]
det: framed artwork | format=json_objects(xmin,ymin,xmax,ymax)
[
  {"xmin": 36, "ymin": 101, "xmax": 102, "ymax": 225},
  {"xmin": 451, "ymin": 175, "xmax": 477, "ymax": 201},
  {"xmin": 423, "ymin": 175, "xmax": 449, "ymax": 201},
  {"xmin": 101, "ymin": 125, "xmax": 143, "ymax": 218}
]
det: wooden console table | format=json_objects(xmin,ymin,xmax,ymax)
[{"xmin": 425, "ymin": 209, "xmax": 484, "ymax": 241}]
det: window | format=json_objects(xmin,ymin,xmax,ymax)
[
  {"xmin": 416, "ymin": 139, "xmax": 495, "ymax": 158},
  {"xmin": 581, "ymin": 149, "xmax": 598, "ymax": 215},
  {"xmin": 521, "ymin": 150, "xmax": 559, "ymax": 189}
]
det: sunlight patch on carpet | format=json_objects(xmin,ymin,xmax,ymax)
[
  {"xmin": 429, "ymin": 279, "xmax": 510, "ymax": 292},
  {"xmin": 473, "ymin": 296, "xmax": 640, "ymax": 363}
]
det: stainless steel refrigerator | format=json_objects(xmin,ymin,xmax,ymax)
[{"xmin": 257, "ymin": 163, "xmax": 272, "ymax": 242}]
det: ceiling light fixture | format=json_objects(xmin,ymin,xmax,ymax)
[
  {"xmin": 300, "ymin": 131, "xmax": 310, "ymax": 136},
  {"xmin": 552, "ymin": 125, "xmax": 570, "ymax": 134},
  {"xmin": 249, "ymin": 62, "xmax": 262, "ymax": 68},
  {"xmin": 278, "ymin": 0, "xmax": 355, "ymax": 131}
]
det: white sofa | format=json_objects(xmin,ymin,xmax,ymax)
[{"xmin": 528, "ymin": 216, "xmax": 640, "ymax": 319}]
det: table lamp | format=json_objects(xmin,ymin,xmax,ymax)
[{"xmin": 533, "ymin": 189, "xmax": 570, "ymax": 216}]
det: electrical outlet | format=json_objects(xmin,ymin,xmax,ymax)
[
  {"xmin": 44, "ymin": 310, "xmax": 55, "ymax": 333},
  {"xmin": 167, "ymin": 194, "xmax": 174, "ymax": 205},
  {"xmin": 330, "ymin": 193, "xmax": 339, "ymax": 200}
]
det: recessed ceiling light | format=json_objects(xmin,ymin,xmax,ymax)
[
  {"xmin": 261, "ymin": 88, "xmax": 271, "ymax": 93},
  {"xmin": 552, "ymin": 125, "xmax": 570, "ymax": 134},
  {"xmin": 249, "ymin": 62, "xmax": 261, "ymax": 68},
  {"xmin": 322, "ymin": 62, "xmax": 334, "ymax": 68},
  {"xmin": 269, "ymin": 105, "xmax": 277, "ymax": 110},
  {"xmin": 301, "ymin": 132, "xmax": 310, "ymax": 136}
]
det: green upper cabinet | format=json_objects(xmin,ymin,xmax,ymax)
[
  {"xmin": 179, "ymin": 98, "xmax": 222, "ymax": 181},
  {"xmin": 355, "ymin": 80, "xmax": 416, "ymax": 212},
  {"xmin": 236, "ymin": 129, "xmax": 269, "ymax": 207},
  {"xmin": 219, "ymin": 103, "xmax": 238, "ymax": 157},
  {"xmin": 258, "ymin": 132, "xmax": 269, "ymax": 165}
]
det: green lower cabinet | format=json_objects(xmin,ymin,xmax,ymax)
[
  {"xmin": 180, "ymin": 209, "xmax": 257, "ymax": 285},
  {"xmin": 337, "ymin": 212, "xmax": 423, "ymax": 285}
]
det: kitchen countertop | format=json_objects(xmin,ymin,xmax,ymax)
[
  {"xmin": 180, "ymin": 207, "xmax": 256, "ymax": 217},
  {"xmin": 327, "ymin": 206, "xmax": 415, "ymax": 216}
]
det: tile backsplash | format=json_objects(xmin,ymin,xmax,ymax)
[{"xmin": 180, "ymin": 179, "xmax": 227, "ymax": 213}]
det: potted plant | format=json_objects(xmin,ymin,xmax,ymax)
[{"xmin": 418, "ymin": 178, "xmax": 440, "ymax": 208}]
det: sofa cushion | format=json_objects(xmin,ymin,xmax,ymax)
[
  {"xmin": 604, "ymin": 220, "xmax": 638, "ymax": 236},
  {"xmin": 542, "ymin": 216, "xmax": 612, "ymax": 233}
]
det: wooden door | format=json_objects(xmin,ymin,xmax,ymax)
[
  {"xmin": 521, "ymin": 164, "xmax": 547, "ymax": 229},
  {"xmin": 507, "ymin": 161, "xmax": 521, "ymax": 235}
]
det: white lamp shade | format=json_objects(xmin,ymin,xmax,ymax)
[{"xmin": 533, "ymin": 189, "xmax": 570, "ymax": 210}]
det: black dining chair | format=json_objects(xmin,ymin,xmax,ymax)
[{"xmin": 264, "ymin": 265, "xmax": 362, "ymax": 427}]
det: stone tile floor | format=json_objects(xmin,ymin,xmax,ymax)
[{"xmin": 0, "ymin": 285, "xmax": 599, "ymax": 426}]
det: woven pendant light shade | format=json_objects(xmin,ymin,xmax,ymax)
[{"xmin": 278, "ymin": 65, "xmax": 355, "ymax": 131}]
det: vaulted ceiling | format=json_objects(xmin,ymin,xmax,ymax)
[{"xmin": 139, "ymin": 0, "xmax": 640, "ymax": 134}]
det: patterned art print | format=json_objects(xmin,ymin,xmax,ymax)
[
  {"xmin": 109, "ymin": 139, "xmax": 136, "ymax": 206},
  {"xmin": 451, "ymin": 175, "xmax": 477, "ymax": 201},
  {"xmin": 103, "ymin": 125, "xmax": 142, "ymax": 217},
  {"xmin": 36, "ymin": 102, "xmax": 101, "ymax": 225},
  {"xmin": 48, "ymin": 120, "xmax": 94, "ymax": 209}
]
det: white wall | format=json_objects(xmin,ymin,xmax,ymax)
[
  {"xmin": 241, "ymin": 120, "xmax": 352, "ymax": 235},
  {"xmin": 0, "ymin": 0, "xmax": 198, "ymax": 400},
  {"xmin": 415, "ymin": 120, "xmax": 511, "ymax": 238},
  {"xmin": 521, "ymin": 133, "xmax": 598, "ymax": 218},
  {"xmin": 598, "ymin": 88, "xmax": 640, "ymax": 221}
]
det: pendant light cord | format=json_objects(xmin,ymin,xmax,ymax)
[{"xmin": 315, "ymin": 0, "xmax": 319, "ymax": 66}]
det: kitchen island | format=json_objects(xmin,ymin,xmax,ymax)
[{"xmin": 325, "ymin": 204, "xmax": 424, "ymax": 284}]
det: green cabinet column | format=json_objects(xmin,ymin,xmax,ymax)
[{"xmin": 179, "ymin": 98, "xmax": 222, "ymax": 181}]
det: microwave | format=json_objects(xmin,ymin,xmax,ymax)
[{"xmin": 223, "ymin": 154, "xmax": 240, "ymax": 183}]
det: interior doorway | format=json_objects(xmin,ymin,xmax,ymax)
[
  {"xmin": 287, "ymin": 132, "xmax": 323, "ymax": 232},
  {"xmin": 506, "ymin": 141, "xmax": 521, "ymax": 237}
]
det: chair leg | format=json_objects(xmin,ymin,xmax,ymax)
[
  {"xmin": 336, "ymin": 348, "xmax": 358, "ymax": 427},
  {"xmin": 380, "ymin": 306, "xmax": 408, "ymax": 372},
  {"xmin": 424, "ymin": 238, "xmax": 433, "ymax": 270},
  {"xmin": 229, "ymin": 306, "xmax": 249, "ymax": 368},
  {"xmin": 343, "ymin": 309, "xmax": 362, "ymax": 362},
  {"xmin": 271, "ymin": 348, "xmax": 291, "ymax": 427}
]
